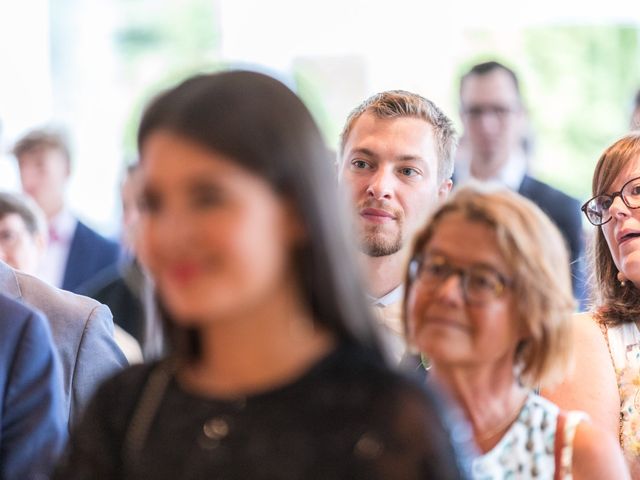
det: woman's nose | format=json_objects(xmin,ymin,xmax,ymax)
[
  {"xmin": 434, "ymin": 273, "xmax": 465, "ymax": 305},
  {"xmin": 609, "ymin": 195, "xmax": 631, "ymax": 219}
]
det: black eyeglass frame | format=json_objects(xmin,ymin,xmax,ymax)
[
  {"xmin": 408, "ymin": 255, "xmax": 512, "ymax": 306},
  {"xmin": 581, "ymin": 175, "xmax": 640, "ymax": 226},
  {"xmin": 460, "ymin": 103, "xmax": 521, "ymax": 122}
]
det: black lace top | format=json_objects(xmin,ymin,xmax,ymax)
[{"xmin": 54, "ymin": 342, "xmax": 470, "ymax": 479}]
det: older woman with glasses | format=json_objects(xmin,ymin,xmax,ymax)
[
  {"xmin": 405, "ymin": 183, "xmax": 628, "ymax": 479},
  {"xmin": 544, "ymin": 132, "xmax": 640, "ymax": 477}
]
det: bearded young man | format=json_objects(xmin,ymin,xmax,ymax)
[{"xmin": 338, "ymin": 91, "xmax": 456, "ymax": 362}]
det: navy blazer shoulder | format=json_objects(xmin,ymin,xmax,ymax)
[
  {"xmin": 63, "ymin": 220, "xmax": 121, "ymax": 293},
  {"xmin": 0, "ymin": 293, "xmax": 67, "ymax": 479},
  {"xmin": 518, "ymin": 175, "xmax": 587, "ymax": 304},
  {"xmin": 518, "ymin": 175, "xmax": 583, "ymax": 261}
]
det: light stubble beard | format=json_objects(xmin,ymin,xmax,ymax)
[{"xmin": 358, "ymin": 224, "xmax": 403, "ymax": 257}]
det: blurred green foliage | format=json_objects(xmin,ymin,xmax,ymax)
[
  {"xmin": 523, "ymin": 26, "xmax": 640, "ymax": 200},
  {"xmin": 114, "ymin": 0, "xmax": 221, "ymax": 159}
]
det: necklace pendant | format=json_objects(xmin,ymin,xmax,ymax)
[{"xmin": 204, "ymin": 417, "xmax": 230, "ymax": 440}]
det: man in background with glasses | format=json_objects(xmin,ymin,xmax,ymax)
[{"xmin": 456, "ymin": 61, "xmax": 585, "ymax": 306}]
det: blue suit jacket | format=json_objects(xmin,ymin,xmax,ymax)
[
  {"xmin": 63, "ymin": 221, "xmax": 120, "ymax": 293},
  {"xmin": 0, "ymin": 293, "xmax": 67, "ymax": 479}
]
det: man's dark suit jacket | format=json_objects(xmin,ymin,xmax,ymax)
[
  {"xmin": 518, "ymin": 175, "xmax": 586, "ymax": 303},
  {"xmin": 62, "ymin": 221, "xmax": 120, "ymax": 293},
  {"xmin": 79, "ymin": 258, "xmax": 146, "ymax": 345},
  {"xmin": 0, "ymin": 293, "xmax": 67, "ymax": 479}
]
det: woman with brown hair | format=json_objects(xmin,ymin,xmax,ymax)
[
  {"xmin": 544, "ymin": 132, "xmax": 640, "ymax": 476},
  {"xmin": 405, "ymin": 183, "xmax": 628, "ymax": 479}
]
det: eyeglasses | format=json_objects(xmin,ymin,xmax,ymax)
[
  {"xmin": 461, "ymin": 104, "xmax": 519, "ymax": 122},
  {"xmin": 581, "ymin": 175, "xmax": 640, "ymax": 226},
  {"xmin": 409, "ymin": 254, "xmax": 511, "ymax": 305}
]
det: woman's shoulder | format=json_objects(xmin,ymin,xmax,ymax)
[
  {"xmin": 312, "ymin": 343, "xmax": 457, "ymax": 431},
  {"xmin": 87, "ymin": 361, "xmax": 165, "ymax": 420},
  {"xmin": 101, "ymin": 361, "xmax": 161, "ymax": 392},
  {"xmin": 325, "ymin": 343, "xmax": 435, "ymax": 400},
  {"xmin": 571, "ymin": 311, "xmax": 603, "ymax": 333},
  {"xmin": 575, "ymin": 310, "xmax": 640, "ymax": 366},
  {"xmin": 569, "ymin": 311, "xmax": 611, "ymax": 359},
  {"xmin": 570, "ymin": 419, "xmax": 631, "ymax": 479},
  {"xmin": 327, "ymin": 345, "xmax": 473, "ymax": 478},
  {"xmin": 574, "ymin": 310, "xmax": 639, "ymax": 337},
  {"xmin": 540, "ymin": 311, "xmax": 621, "ymax": 440}
]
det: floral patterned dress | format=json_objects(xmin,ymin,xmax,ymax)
[
  {"xmin": 605, "ymin": 321, "xmax": 640, "ymax": 458},
  {"xmin": 472, "ymin": 393, "xmax": 585, "ymax": 480}
]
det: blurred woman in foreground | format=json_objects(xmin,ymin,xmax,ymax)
[
  {"xmin": 405, "ymin": 184, "xmax": 628, "ymax": 479},
  {"xmin": 54, "ymin": 70, "xmax": 469, "ymax": 479}
]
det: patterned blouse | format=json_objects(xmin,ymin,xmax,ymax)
[
  {"xmin": 472, "ymin": 393, "xmax": 585, "ymax": 480},
  {"xmin": 605, "ymin": 321, "xmax": 640, "ymax": 458}
]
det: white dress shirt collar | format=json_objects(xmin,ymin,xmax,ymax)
[{"xmin": 368, "ymin": 284, "xmax": 404, "ymax": 307}]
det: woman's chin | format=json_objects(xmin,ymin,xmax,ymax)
[
  {"xmin": 161, "ymin": 298, "xmax": 211, "ymax": 327},
  {"xmin": 163, "ymin": 298, "xmax": 238, "ymax": 328},
  {"xmin": 621, "ymin": 257, "xmax": 640, "ymax": 286}
]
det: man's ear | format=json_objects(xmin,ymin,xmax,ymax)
[
  {"xmin": 64, "ymin": 157, "xmax": 72, "ymax": 179},
  {"xmin": 437, "ymin": 179, "xmax": 453, "ymax": 201},
  {"xmin": 515, "ymin": 103, "xmax": 529, "ymax": 132}
]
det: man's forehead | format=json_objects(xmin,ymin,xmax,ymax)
[
  {"xmin": 460, "ymin": 70, "xmax": 520, "ymax": 105},
  {"xmin": 345, "ymin": 113, "xmax": 435, "ymax": 148},
  {"xmin": 18, "ymin": 146, "xmax": 68, "ymax": 167}
]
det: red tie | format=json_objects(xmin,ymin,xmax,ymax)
[{"xmin": 48, "ymin": 225, "xmax": 61, "ymax": 244}]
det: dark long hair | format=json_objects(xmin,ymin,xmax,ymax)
[{"xmin": 138, "ymin": 70, "xmax": 383, "ymax": 360}]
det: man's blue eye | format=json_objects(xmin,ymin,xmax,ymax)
[{"xmin": 400, "ymin": 168, "xmax": 418, "ymax": 177}]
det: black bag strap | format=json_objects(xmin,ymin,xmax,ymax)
[{"xmin": 122, "ymin": 360, "xmax": 176, "ymax": 476}]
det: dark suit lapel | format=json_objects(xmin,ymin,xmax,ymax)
[
  {"xmin": 61, "ymin": 222, "xmax": 82, "ymax": 291},
  {"xmin": 517, "ymin": 174, "xmax": 534, "ymax": 196}
]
